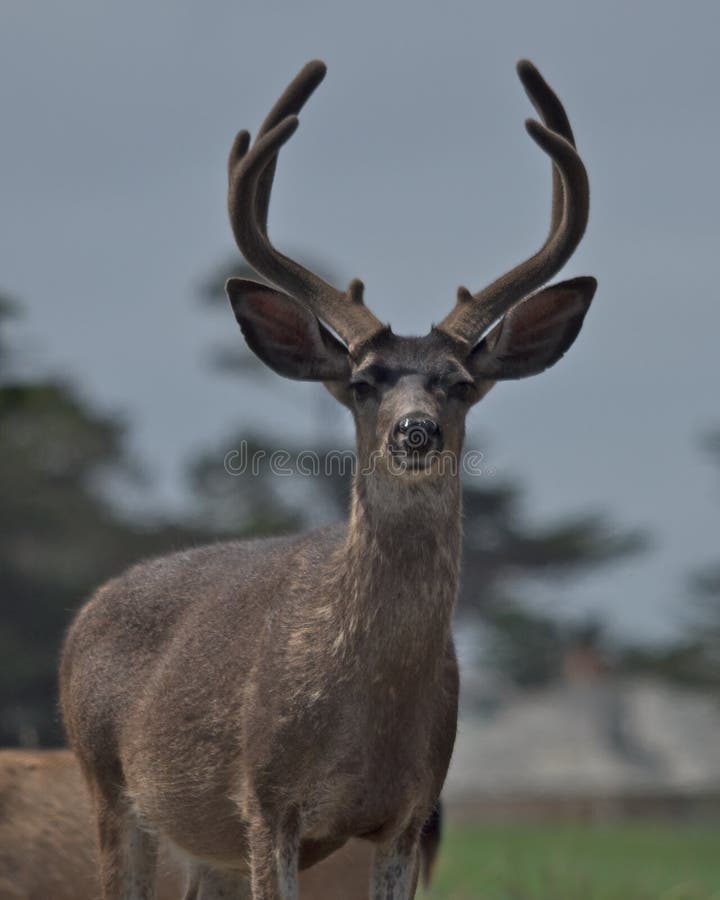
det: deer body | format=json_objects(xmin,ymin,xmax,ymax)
[
  {"xmin": 65, "ymin": 509, "xmax": 457, "ymax": 870},
  {"xmin": 61, "ymin": 59, "xmax": 596, "ymax": 899}
]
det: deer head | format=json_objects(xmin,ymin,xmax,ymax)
[{"xmin": 226, "ymin": 60, "xmax": 596, "ymax": 480}]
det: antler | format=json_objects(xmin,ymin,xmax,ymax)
[
  {"xmin": 437, "ymin": 60, "xmax": 590, "ymax": 347},
  {"xmin": 227, "ymin": 61, "xmax": 386, "ymax": 352}
]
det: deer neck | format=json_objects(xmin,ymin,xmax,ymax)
[{"xmin": 332, "ymin": 471, "xmax": 461, "ymax": 666}]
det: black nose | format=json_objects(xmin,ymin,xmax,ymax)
[{"xmin": 393, "ymin": 416, "xmax": 443, "ymax": 454}]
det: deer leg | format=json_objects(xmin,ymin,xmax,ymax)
[
  {"xmin": 184, "ymin": 863, "xmax": 252, "ymax": 900},
  {"xmin": 181, "ymin": 862, "xmax": 206, "ymax": 900},
  {"xmin": 248, "ymin": 812, "xmax": 300, "ymax": 900},
  {"xmin": 181, "ymin": 867, "xmax": 200, "ymax": 900},
  {"xmin": 95, "ymin": 796, "xmax": 158, "ymax": 900},
  {"xmin": 277, "ymin": 825, "xmax": 300, "ymax": 900},
  {"xmin": 370, "ymin": 825, "xmax": 422, "ymax": 900}
]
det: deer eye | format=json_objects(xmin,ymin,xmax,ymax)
[
  {"xmin": 448, "ymin": 380, "xmax": 475, "ymax": 402},
  {"xmin": 350, "ymin": 380, "xmax": 377, "ymax": 402}
]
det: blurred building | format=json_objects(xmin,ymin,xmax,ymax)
[{"xmin": 447, "ymin": 648, "xmax": 720, "ymax": 820}]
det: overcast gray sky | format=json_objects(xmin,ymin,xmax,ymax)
[{"xmin": 1, "ymin": 0, "xmax": 718, "ymax": 640}]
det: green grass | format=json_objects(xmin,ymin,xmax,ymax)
[{"xmin": 422, "ymin": 822, "xmax": 720, "ymax": 900}]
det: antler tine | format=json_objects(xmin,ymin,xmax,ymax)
[
  {"xmin": 517, "ymin": 59, "xmax": 575, "ymax": 233},
  {"xmin": 437, "ymin": 62, "xmax": 590, "ymax": 348},
  {"xmin": 253, "ymin": 60, "xmax": 328, "ymax": 234},
  {"xmin": 227, "ymin": 62, "xmax": 328, "ymax": 234},
  {"xmin": 227, "ymin": 61, "xmax": 385, "ymax": 351}
]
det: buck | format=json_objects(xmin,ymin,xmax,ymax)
[{"xmin": 60, "ymin": 59, "xmax": 595, "ymax": 899}]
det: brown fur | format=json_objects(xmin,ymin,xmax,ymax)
[
  {"xmin": 60, "ymin": 59, "xmax": 595, "ymax": 900},
  {"xmin": 0, "ymin": 749, "xmax": 442, "ymax": 900}
]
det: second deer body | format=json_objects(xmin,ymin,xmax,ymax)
[{"xmin": 60, "ymin": 59, "xmax": 596, "ymax": 899}]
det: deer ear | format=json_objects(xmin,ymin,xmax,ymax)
[
  {"xmin": 226, "ymin": 278, "xmax": 350, "ymax": 382},
  {"xmin": 468, "ymin": 276, "xmax": 597, "ymax": 380}
]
